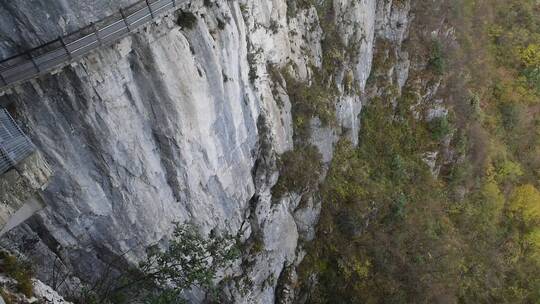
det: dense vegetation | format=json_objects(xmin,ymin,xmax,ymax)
[
  {"xmin": 297, "ymin": 0, "xmax": 540, "ymax": 302},
  {"xmin": 0, "ymin": 251, "xmax": 34, "ymax": 300},
  {"xmin": 74, "ymin": 224, "xmax": 238, "ymax": 304}
]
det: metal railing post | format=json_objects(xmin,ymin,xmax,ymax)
[
  {"xmin": 119, "ymin": 9, "xmax": 131, "ymax": 32},
  {"xmin": 0, "ymin": 144, "xmax": 14, "ymax": 168},
  {"xmin": 58, "ymin": 36, "xmax": 72, "ymax": 60},
  {"xmin": 91, "ymin": 22, "xmax": 103, "ymax": 46},
  {"xmin": 146, "ymin": 0, "xmax": 155, "ymax": 19},
  {"xmin": 6, "ymin": 109, "xmax": 35, "ymax": 151},
  {"xmin": 0, "ymin": 73, "xmax": 7, "ymax": 86},
  {"xmin": 27, "ymin": 52, "xmax": 40, "ymax": 73},
  {"xmin": 0, "ymin": 110, "xmax": 16, "ymax": 168}
]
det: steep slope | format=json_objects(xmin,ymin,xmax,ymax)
[{"xmin": 0, "ymin": 0, "xmax": 411, "ymax": 302}]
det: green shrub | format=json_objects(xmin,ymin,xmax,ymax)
[
  {"xmin": 428, "ymin": 39, "xmax": 446, "ymax": 75},
  {"xmin": 271, "ymin": 145, "xmax": 323, "ymax": 198},
  {"xmin": 335, "ymin": 210, "xmax": 363, "ymax": 236},
  {"xmin": 428, "ymin": 116, "xmax": 451, "ymax": 141},
  {"xmin": 286, "ymin": 0, "xmax": 316, "ymax": 19},
  {"xmin": 239, "ymin": 4, "xmax": 248, "ymax": 15},
  {"xmin": 0, "ymin": 289, "xmax": 14, "ymax": 304},
  {"xmin": 0, "ymin": 252, "xmax": 34, "ymax": 298},
  {"xmin": 247, "ymin": 49, "xmax": 262, "ymax": 84},
  {"xmin": 144, "ymin": 289, "xmax": 185, "ymax": 304},
  {"xmin": 283, "ymin": 71, "xmax": 336, "ymax": 141},
  {"xmin": 391, "ymin": 193, "xmax": 408, "ymax": 220},
  {"xmin": 498, "ymin": 102, "xmax": 522, "ymax": 131},
  {"xmin": 523, "ymin": 67, "xmax": 540, "ymax": 93},
  {"xmin": 71, "ymin": 224, "xmax": 239, "ymax": 304},
  {"xmin": 251, "ymin": 234, "xmax": 265, "ymax": 253},
  {"xmin": 217, "ymin": 18, "xmax": 226, "ymax": 30},
  {"xmin": 269, "ymin": 20, "xmax": 279, "ymax": 34},
  {"xmin": 177, "ymin": 11, "xmax": 197, "ymax": 29}
]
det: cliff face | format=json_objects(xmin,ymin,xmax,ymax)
[
  {"xmin": 0, "ymin": 0, "xmax": 411, "ymax": 302},
  {"xmin": 0, "ymin": 0, "xmax": 139, "ymax": 58}
]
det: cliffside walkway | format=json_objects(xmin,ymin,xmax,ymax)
[
  {"xmin": 0, "ymin": 108, "xmax": 34, "ymax": 174},
  {"xmin": 0, "ymin": 0, "xmax": 185, "ymax": 91}
]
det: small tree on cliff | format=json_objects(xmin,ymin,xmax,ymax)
[{"xmin": 78, "ymin": 223, "xmax": 239, "ymax": 304}]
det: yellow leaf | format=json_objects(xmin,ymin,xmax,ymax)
[{"xmin": 509, "ymin": 184, "xmax": 540, "ymax": 226}]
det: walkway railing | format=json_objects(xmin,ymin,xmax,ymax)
[
  {"xmin": 0, "ymin": 109, "xmax": 35, "ymax": 174},
  {"xmin": 0, "ymin": 0, "xmax": 185, "ymax": 91}
]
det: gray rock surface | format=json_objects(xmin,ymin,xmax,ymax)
[{"xmin": 0, "ymin": 152, "xmax": 51, "ymax": 235}]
